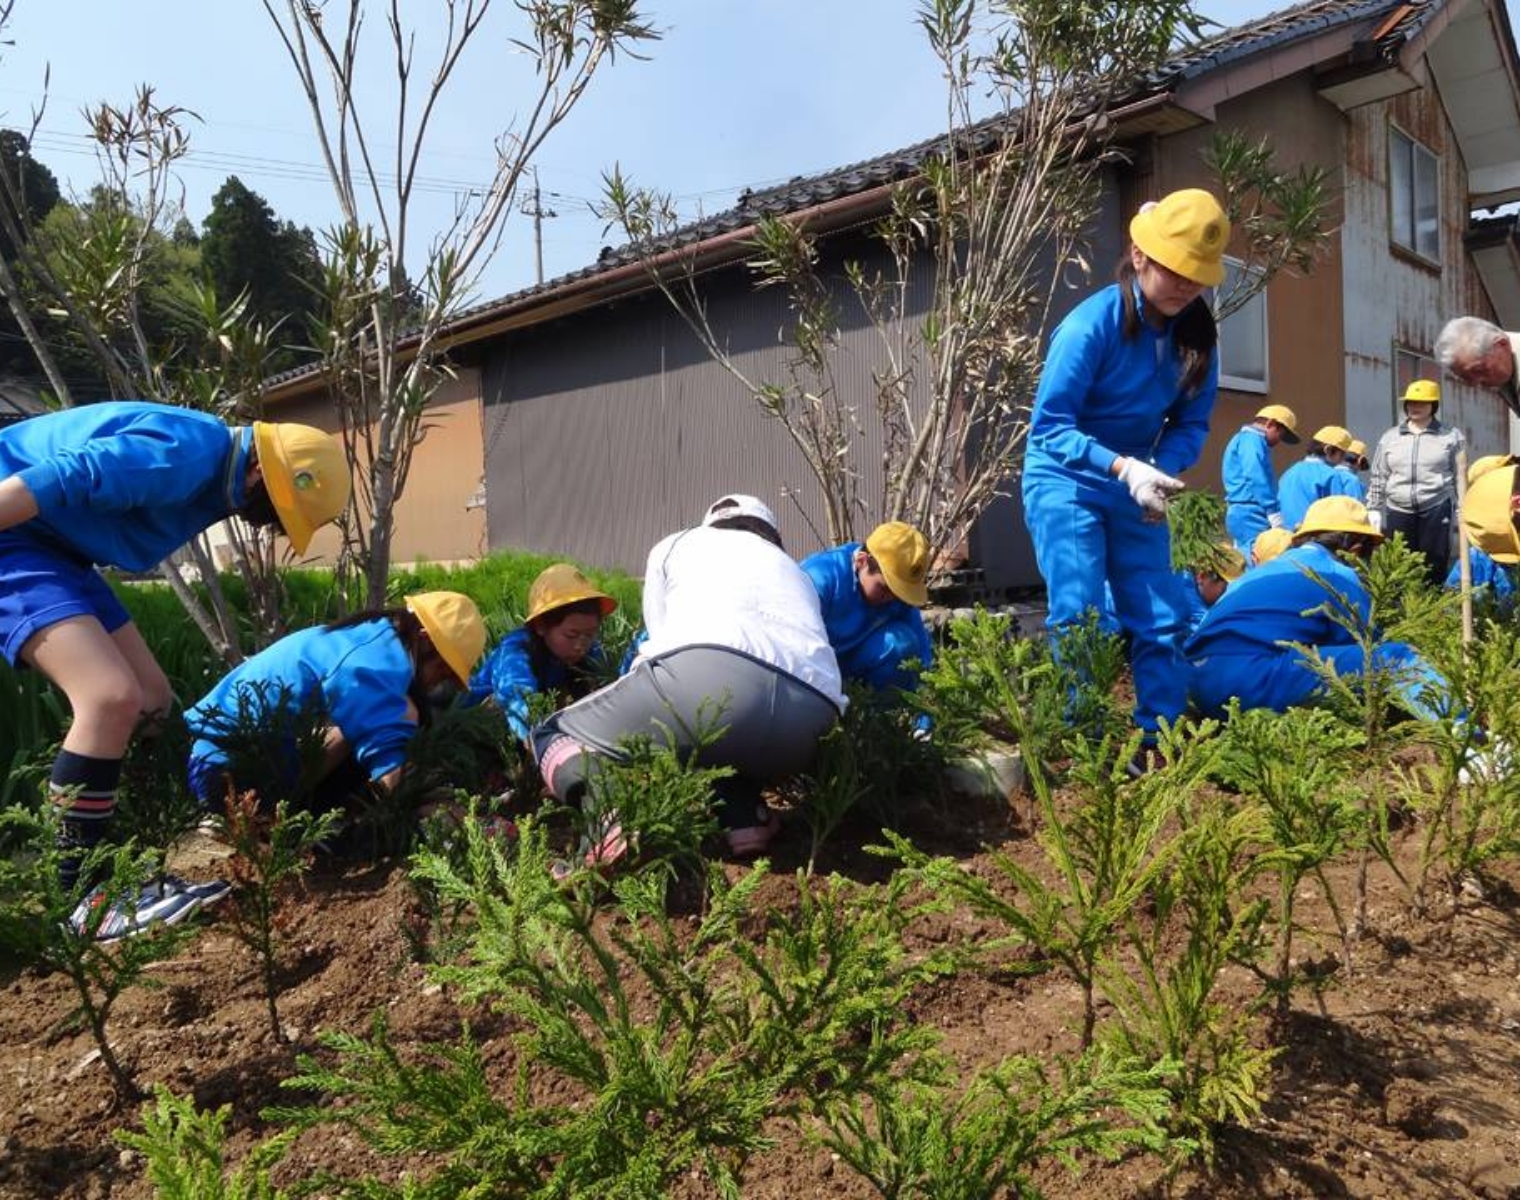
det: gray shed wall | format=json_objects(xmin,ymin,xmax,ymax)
[{"xmin": 482, "ymin": 192, "xmax": 1121, "ymax": 590}]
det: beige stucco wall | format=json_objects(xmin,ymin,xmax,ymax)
[{"xmin": 272, "ymin": 367, "xmax": 488, "ymax": 567}]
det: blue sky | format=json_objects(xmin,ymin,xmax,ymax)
[{"xmin": 2, "ymin": 1, "xmax": 1510, "ymax": 302}]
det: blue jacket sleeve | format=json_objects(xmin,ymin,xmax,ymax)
[
  {"xmin": 1153, "ymin": 353, "xmax": 1219, "ymax": 476},
  {"xmin": 1028, "ymin": 315, "xmax": 1122, "ymax": 477},
  {"xmin": 467, "ymin": 628, "xmax": 539, "ymax": 743},
  {"xmin": 17, "ymin": 420, "xmax": 235, "ymax": 517}
]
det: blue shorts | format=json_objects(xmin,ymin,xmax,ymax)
[{"xmin": 0, "ymin": 531, "xmax": 132, "ymax": 665}]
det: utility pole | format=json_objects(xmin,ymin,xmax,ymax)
[{"xmin": 521, "ymin": 167, "xmax": 557, "ymax": 286}]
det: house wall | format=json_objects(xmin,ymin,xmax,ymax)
[
  {"xmin": 1340, "ymin": 71, "xmax": 1513, "ymax": 455},
  {"xmin": 1147, "ymin": 74, "xmax": 1350, "ymax": 492},
  {"xmin": 273, "ymin": 369, "xmax": 488, "ymax": 567}
]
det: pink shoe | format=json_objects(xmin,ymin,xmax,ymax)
[
  {"xmin": 583, "ymin": 820, "xmax": 629, "ymax": 870},
  {"xmin": 726, "ymin": 806, "xmax": 782, "ymax": 858}
]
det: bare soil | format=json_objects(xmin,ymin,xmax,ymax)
[{"xmin": 3, "ymin": 785, "xmax": 1520, "ymax": 1200}]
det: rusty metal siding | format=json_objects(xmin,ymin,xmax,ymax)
[{"xmin": 1342, "ymin": 87, "xmax": 1511, "ymax": 456}]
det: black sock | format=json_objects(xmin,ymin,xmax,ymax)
[{"xmin": 51, "ymin": 750, "xmax": 122, "ymax": 895}]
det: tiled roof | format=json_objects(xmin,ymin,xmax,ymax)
[{"xmin": 268, "ymin": 0, "xmax": 1427, "ymax": 389}]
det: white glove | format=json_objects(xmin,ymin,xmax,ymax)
[
  {"xmin": 1267, "ymin": 512, "xmax": 1284, "ymax": 529},
  {"xmin": 1368, "ymin": 510, "xmax": 1384, "ymax": 534},
  {"xmin": 1117, "ymin": 458, "xmax": 1185, "ymax": 519}
]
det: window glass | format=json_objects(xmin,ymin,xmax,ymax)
[
  {"xmin": 1389, "ymin": 127, "xmax": 1439, "ymax": 261},
  {"xmin": 1216, "ymin": 258, "xmax": 1267, "ymax": 390}
]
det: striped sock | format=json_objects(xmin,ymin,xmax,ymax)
[{"xmin": 52, "ymin": 750, "xmax": 122, "ymax": 895}]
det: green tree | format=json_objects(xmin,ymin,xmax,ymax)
[
  {"xmin": 0, "ymin": 127, "xmax": 62, "ymax": 381},
  {"xmin": 200, "ymin": 175, "xmax": 320, "ymax": 371}
]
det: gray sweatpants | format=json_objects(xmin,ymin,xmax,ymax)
[{"xmin": 532, "ymin": 644, "xmax": 841, "ymax": 828}]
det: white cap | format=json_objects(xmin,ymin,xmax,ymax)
[{"xmin": 702, "ymin": 493, "xmax": 779, "ymax": 532}]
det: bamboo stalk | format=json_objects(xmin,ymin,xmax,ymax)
[{"xmin": 1456, "ymin": 448, "xmax": 1472, "ymax": 645}]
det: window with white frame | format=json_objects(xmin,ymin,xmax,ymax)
[
  {"xmin": 1389, "ymin": 126, "xmax": 1440, "ymax": 261},
  {"xmin": 1215, "ymin": 257, "xmax": 1268, "ymax": 391},
  {"xmin": 1393, "ymin": 346, "xmax": 1438, "ymax": 423}
]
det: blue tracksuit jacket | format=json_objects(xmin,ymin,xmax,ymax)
[
  {"xmin": 0, "ymin": 402, "xmax": 250, "ymax": 571},
  {"xmin": 1331, "ymin": 462, "xmax": 1367, "ymax": 503},
  {"xmin": 1221, "ymin": 425, "xmax": 1281, "ymax": 552},
  {"xmin": 1184, "ymin": 543, "xmax": 1440, "ymax": 718},
  {"xmin": 1444, "ymin": 547, "xmax": 1517, "ymax": 606},
  {"xmin": 1277, "ymin": 457, "xmax": 1342, "ymax": 530},
  {"xmin": 801, "ymin": 542, "xmax": 933, "ymax": 690},
  {"xmin": 1021, "ymin": 283, "xmax": 1217, "ymax": 734},
  {"xmin": 468, "ymin": 625, "xmax": 607, "ymax": 742},
  {"xmin": 186, "ymin": 619, "xmax": 418, "ymax": 788}
]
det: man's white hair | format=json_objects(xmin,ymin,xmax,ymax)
[{"xmin": 1435, "ymin": 315, "xmax": 1504, "ymax": 370}]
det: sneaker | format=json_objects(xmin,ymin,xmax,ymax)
[
  {"xmin": 726, "ymin": 804, "xmax": 782, "ymax": 858},
  {"xmin": 162, "ymin": 874, "xmax": 232, "ymax": 908},
  {"xmin": 68, "ymin": 882, "xmax": 203, "ymax": 942}
]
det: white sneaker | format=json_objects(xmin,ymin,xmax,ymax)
[
  {"xmin": 162, "ymin": 874, "xmax": 232, "ymax": 907},
  {"xmin": 68, "ymin": 881, "xmax": 203, "ymax": 942}
]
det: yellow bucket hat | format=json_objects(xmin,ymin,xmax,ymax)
[
  {"xmin": 1129, "ymin": 189, "xmax": 1230, "ymax": 288},
  {"xmin": 1252, "ymin": 527, "xmax": 1294, "ymax": 564},
  {"xmin": 1213, "ymin": 542, "xmax": 1246, "ymax": 582},
  {"xmin": 252, "ymin": 422, "xmax": 351, "ymax": 554},
  {"xmin": 1402, "ymin": 379, "xmax": 1440, "ymax": 407},
  {"xmin": 405, "ymin": 591, "xmax": 486, "ymax": 687},
  {"xmin": 526, "ymin": 563, "xmax": 617, "ymax": 625},
  {"xmin": 864, "ymin": 521, "xmax": 931, "ymax": 608},
  {"xmin": 1312, "ymin": 425, "xmax": 1354, "ymax": 453},
  {"xmin": 1296, "ymin": 496, "xmax": 1382, "ymax": 541},
  {"xmin": 1461, "ymin": 463, "xmax": 1520, "ymax": 564},
  {"xmin": 1255, "ymin": 403, "xmax": 1300, "ymax": 443},
  {"xmin": 1467, "ymin": 454, "xmax": 1513, "ymax": 486}
]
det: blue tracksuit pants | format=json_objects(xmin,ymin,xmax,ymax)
[{"xmin": 1024, "ymin": 475, "xmax": 1187, "ymax": 734}]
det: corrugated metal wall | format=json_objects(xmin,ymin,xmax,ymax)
[
  {"xmin": 481, "ymin": 227, "xmax": 1086, "ymax": 586},
  {"xmin": 480, "ymin": 201, "xmax": 1124, "ymax": 589},
  {"xmin": 1342, "ymin": 86, "xmax": 1513, "ymax": 455}
]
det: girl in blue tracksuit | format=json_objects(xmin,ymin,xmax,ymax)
[
  {"xmin": 0, "ymin": 402, "xmax": 348, "ymax": 930},
  {"xmin": 468, "ymin": 563, "xmax": 617, "ymax": 745},
  {"xmin": 1184, "ymin": 497, "xmax": 1441, "ymax": 718},
  {"xmin": 801, "ymin": 522, "xmax": 935, "ymax": 693},
  {"xmin": 185, "ymin": 592, "xmax": 484, "ymax": 810},
  {"xmin": 1022, "ymin": 189, "xmax": 1229, "ymax": 744},
  {"xmin": 1221, "ymin": 405, "xmax": 1299, "ymax": 553},
  {"xmin": 1277, "ymin": 426, "xmax": 1351, "ymax": 529}
]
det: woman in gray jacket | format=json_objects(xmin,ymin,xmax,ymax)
[{"xmin": 1368, "ymin": 379, "xmax": 1465, "ymax": 585}]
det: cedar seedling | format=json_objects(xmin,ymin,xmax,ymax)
[
  {"xmin": 1099, "ymin": 784, "xmax": 1276, "ymax": 1163},
  {"xmin": 273, "ymin": 816, "xmax": 946, "ymax": 1196},
  {"xmin": 1213, "ymin": 701, "xmax": 1362, "ymax": 1015},
  {"xmin": 215, "ymin": 790, "xmax": 342, "ymax": 1042},
  {"xmin": 1167, "ymin": 490, "xmax": 1230, "ymax": 574},
  {"xmin": 819, "ymin": 1051, "xmax": 1177, "ymax": 1198},
  {"xmin": 0, "ymin": 804, "xmax": 198, "ymax": 1101},
  {"xmin": 116, "ymin": 1085, "xmax": 297, "ymax": 1199}
]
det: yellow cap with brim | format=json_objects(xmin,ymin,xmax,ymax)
[
  {"xmin": 1403, "ymin": 379, "xmax": 1440, "ymax": 406},
  {"xmin": 1256, "ymin": 403, "xmax": 1300, "ymax": 443},
  {"xmin": 1252, "ymin": 527, "xmax": 1294, "ymax": 564},
  {"xmin": 1129, "ymin": 189, "xmax": 1230, "ymax": 288},
  {"xmin": 405, "ymin": 591, "xmax": 486, "ymax": 687},
  {"xmin": 526, "ymin": 563, "xmax": 617, "ymax": 625},
  {"xmin": 1296, "ymin": 495, "xmax": 1382, "ymax": 541},
  {"xmin": 1312, "ymin": 425, "xmax": 1354, "ymax": 452},
  {"xmin": 1467, "ymin": 454, "xmax": 1513, "ymax": 486},
  {"xmin": 252, "ymin": 422, "xmax": 351, "ymax": 554},
  {"xmin": 864, "ymin": 521, "xmax": 931, "ymax": 608},
  {"xmin": 1462, "ymin": 464, "xmax": 1520, "ymax": 564}
]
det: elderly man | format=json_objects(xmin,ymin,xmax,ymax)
[{"xmin": 1434, "ymin": 317, "xmax": 1520, "ymax": 407}]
